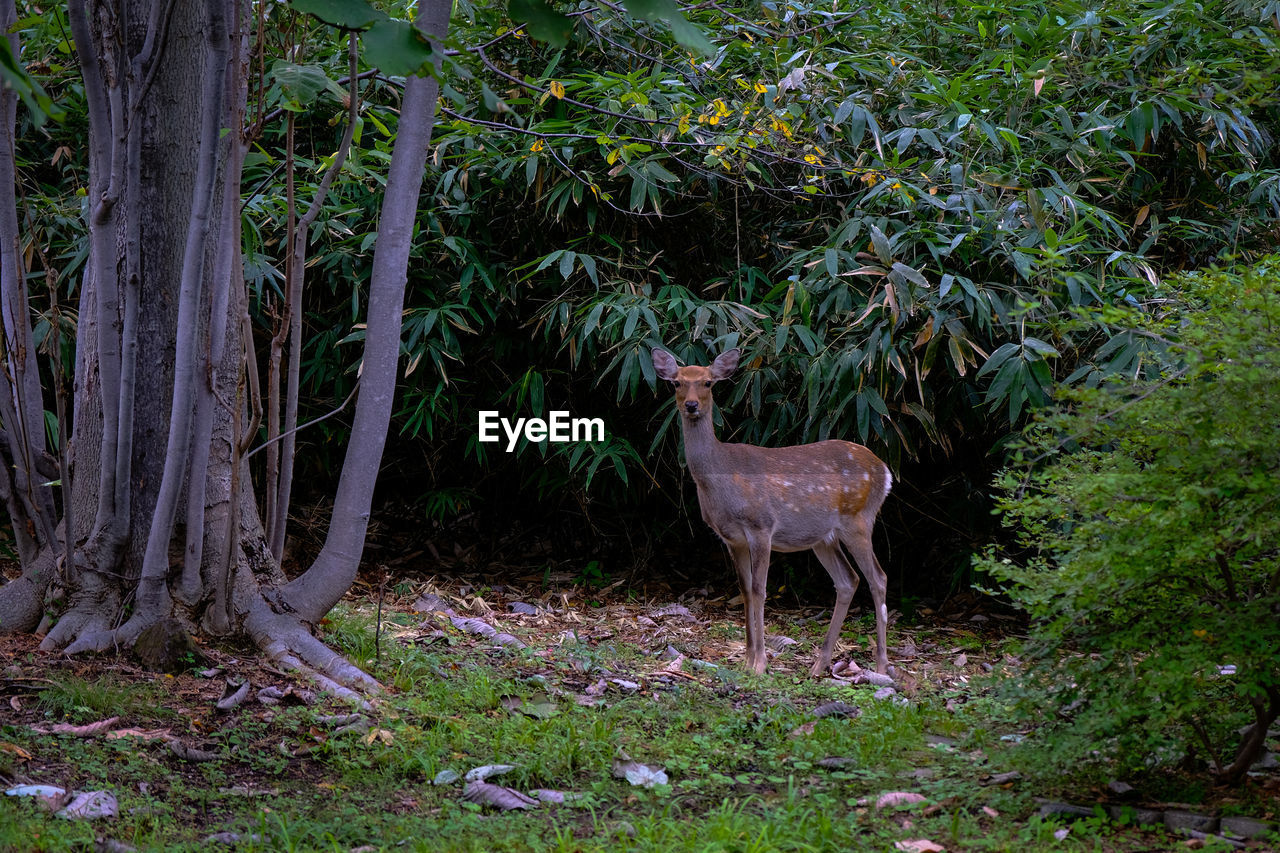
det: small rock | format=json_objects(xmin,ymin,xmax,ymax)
[
  {"xmin": 872, "ymin": 687, "xmax": 897, "ymax": 700},
  {"xmin": 411, "ymin": 593, "xmax": 450, "ymax": 612},
  {"xmin": 1107, "ymin": 780, "xmax": 1137, "ymax": 799},
  {"xmin": 813, "ymin": 701, "xmax": 860, "ymax": 719},
  {"xmin": 134, "ymin": 619, "xmax": 207, "ymax": 674},
  {"xmin": 817, "ymin": 757, "xmax": 857, "ymax": 768}
]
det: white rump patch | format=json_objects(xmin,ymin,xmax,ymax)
[{"xmin": 883, "ymin": 466, "xmax": 893, "ymax": 493}]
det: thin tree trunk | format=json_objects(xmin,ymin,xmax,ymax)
[
  {"xmin": 114, "ymin": 0, "xmax": 232, "ymax": 639},
  {"xmin": 0, "ymin": 0, "xmax": 59, "ymax": 632},
  {"xmin": 268, "ymin": 32, "xmax": 362, "ymax": 566},
  {"xmin": 271, "ymin": 0, "xmax": 450, "ymax": 623},
  {"xmin": 0, "ymin": 0, "xmax": 57, "ymax": 560}
]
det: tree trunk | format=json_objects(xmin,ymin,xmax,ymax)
[{"xmin": 0, "ymin": 0, "xmax": 453, "ymax": 696}]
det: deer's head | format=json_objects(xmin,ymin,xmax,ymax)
[{"xmin": 651, "ymin": 349, "xmax": 740, "ymax": 421}]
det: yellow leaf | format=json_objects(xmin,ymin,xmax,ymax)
[
  {"xmin": 548, "ymin": 80, "xmax": 565, "ymax": 100},
  {"xmin": 1134, "ymin": 204, "xmax": 1150, "ymax": 226},
  {"xmin": 363, "ymin": 728, "xmax": 394, "ymax": 746},
  {"xmin": 754, "ymin": 81, "xmax": 767, "ymax": 94}
]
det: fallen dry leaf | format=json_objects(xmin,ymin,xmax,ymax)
[
  {"xmin": 461, "ymin": 780, "xmax": 538, "ymax": 811},
  {"xmin": 876, "ymin": 791, "xmax": 927, "ymax": 809},
  {"xmin": 0, "ymin": 742, "xmax": 33, "ymax": 760},
  {"xmin": 788, "ymin": 721, "xmax": 818, "ymax": 739},
  {"xmin": 105, "ymin": 728, "xmax": 171, "ymax": 742},
  {"xmin": 894, "ymin": 840, "xmax": 945, "ymax": 853},
  {"xmin": 613, "ymin": 759, "xmax": 668, "ymax": 788},
  {"xmin": 464, "ymin": 763, "xmax": 517, "ymax": 782},
  {"xmin": 56, "ymin": 790, "xmax": 118, "ymax": 820},
  {"xmin": 215, "ymin": 681, "xmax": 250, "ymax": 711},
  {"xmin": 38, "ymin": 717, "xmax": 120, "ymax": 737},
  {"xmin": 362, "ymin": 728, "xmax": 394, "ymax": 746},
  {"xmin": 450, "ymin": 616, "xmax": 496, "ymax": 638}
]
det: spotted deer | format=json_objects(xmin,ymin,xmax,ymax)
[{"xmin": 652, "ymin": 348, "xmax": 893, "ymax": 676}]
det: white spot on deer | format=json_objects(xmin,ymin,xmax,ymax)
[
  {"xmin": 863, "ymin": 471, "xmax": 870, "ymax": 482},
  {"xmin": 883, "ymin": 467, "xmax": 893, "ymax": 493}
]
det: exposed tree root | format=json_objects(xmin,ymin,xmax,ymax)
[
  {"xmin": 0, "ymin": 550, "xmax": 57, "ymax": 633},
  {"xmin": 245, "ymin": 600, "xmax": 380, "ymax": 708},
  {"xmin": 39, "ymin": 574, "xmax": 122, "ymax": 653}
]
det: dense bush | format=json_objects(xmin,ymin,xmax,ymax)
[{"xmin": 980, "ymin": 258, "xmax": 1280, "ymax": 784}]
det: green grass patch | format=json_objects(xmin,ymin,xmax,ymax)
[{"xmin": 2, "ymin": 597, "xmax": 1273, "ymax": 852}]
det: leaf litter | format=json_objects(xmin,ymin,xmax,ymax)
[{"xmin": 0, "ymin": 575, "xmax": 1089, "ymax": 846}]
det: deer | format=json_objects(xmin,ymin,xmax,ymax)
[{"xmin": 652, "ymin": 347, "xmax": 893, "ymax": 677}]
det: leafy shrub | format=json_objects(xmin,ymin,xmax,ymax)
[{"xmin": 980, "ymin": 258, "xmax": 1280, "ymax": 785}]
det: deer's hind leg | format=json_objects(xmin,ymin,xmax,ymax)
[
  {"xmin": 811, "ymin": 542, "xmax": 860, "ymax": 677},
  {"xmin": 840, "ymin": 517, "xmax": 889, "ymax": 675}
]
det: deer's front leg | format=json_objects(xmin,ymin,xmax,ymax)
[
  {"xmin": 728, "ymin": 541, "xmax": 764, "ymax": 673},
  {"xmin": 745, "ymin": 534, "xmax": 773, "ymax": 674}
]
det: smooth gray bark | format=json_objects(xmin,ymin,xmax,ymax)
[{"xmin": 278, "ymin": 1, "xmax": 450, "ymax": 623}]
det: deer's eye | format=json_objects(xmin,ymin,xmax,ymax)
[{"xmin": 703, "ymin": 381, "xmax": 712, "ymax": 388}]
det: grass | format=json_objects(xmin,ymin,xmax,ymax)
[{"xmin": 1, "ymin": 589, "xmax": 1275, "ymax": 852}]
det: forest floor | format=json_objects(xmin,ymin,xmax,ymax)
[{"xmin": 1, "ymin": 572, "xmax": 1277, "ymax": 852}]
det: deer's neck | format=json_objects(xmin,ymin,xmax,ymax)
[{"xmin": 679, "ymin": 412, "xmax": 725, "ymax": 481}]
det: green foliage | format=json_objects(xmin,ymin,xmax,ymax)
[
  {"xmin": 290, "ymin": 0, "xmax": 435, "ymax": 76},
  {"xmin": 403, "ymin": 0, "xmax": 1280, "ymax": 480},
  {"xmin": 11, "ymin": 0, "xmax": 1280, "ymax": 576},
  {"xmin": 979, "ymin": 258, "xmax": 1280, "ymax": 782}
]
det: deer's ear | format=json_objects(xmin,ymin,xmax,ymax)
[
  {"xmin": 651, "ymin": 348, "xmax": 678, "ymax": 381},
  {"xmin": 710, "ymin": 349, "xmax": 740, "ymax": 381}
]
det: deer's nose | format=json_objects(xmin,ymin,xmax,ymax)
[{"xmin": 684, "ymin": 400, "xmax": 699, "ymax": 414}]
